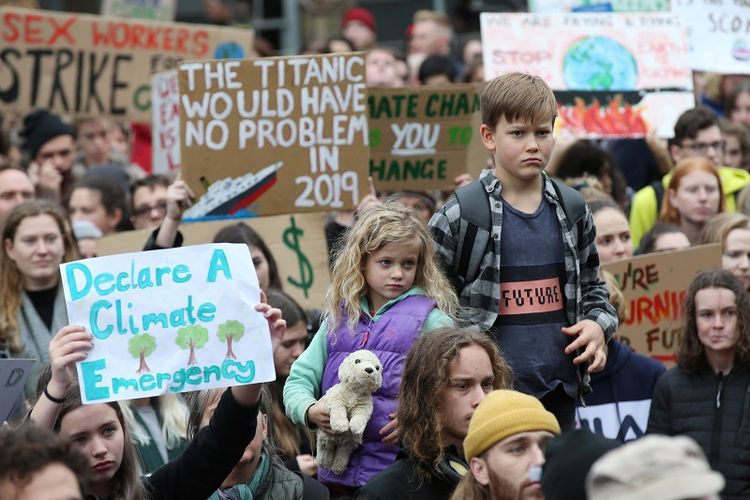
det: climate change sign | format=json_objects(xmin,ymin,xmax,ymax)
[{"xmin": 60, "ymin": 244, "xmax": 275, "ymax": 404}]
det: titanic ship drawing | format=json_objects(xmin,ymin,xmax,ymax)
[{"xmin": 183, "ymin": 161, "xmax": 283, "ymax": 219}]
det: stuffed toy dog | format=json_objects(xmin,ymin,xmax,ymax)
[{"xmin": 316, "ymin": 349, "xmax": 383, "ymax": 474}]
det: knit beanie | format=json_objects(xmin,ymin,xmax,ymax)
[
  {"xmin": 541, "ymin": 429, "xmax": 622, "ymax": 500},
  {"xmin": 464, "ymin": 390, "xmax": 561, "ymax": 461},
  {"xmin": 20, "ymin": 110, "xmax": 75, "ymax": 159},
  {"xmin": 341, "ymin": 6, "xmax": 376, "ymax": 33}
]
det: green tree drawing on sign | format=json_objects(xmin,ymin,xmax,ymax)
[
  {"xmin": 175, "ymin": 325, "xmax": 209, "ymax": 366},
  {"xmin": 128, "ymin": 334, "xmax": 157, "ymax": 374},
  {"xmin": 217, "ymin": 320, "xmax": 246, "ymax": 360}
]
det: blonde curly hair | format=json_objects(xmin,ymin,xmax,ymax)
[{"xmin": 325, "ymin": 202, "xmax": 458, "ymax": 332}]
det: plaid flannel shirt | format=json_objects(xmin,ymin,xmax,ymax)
[{"xmin": 429, "ymin": 169, "xmax": 618, "ymax": 338}]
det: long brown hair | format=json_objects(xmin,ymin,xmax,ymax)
[
  {"xmin": 451, "ymin": 475, "xmax": 492, "ymax": 500},
  {"xmin": 660, "ymin": 158, "xmax": 724, "ymax": 225},
  {"xmin": 54, "ymin": 385, "xmax": 146, "ymax": 500},
  {"xmin": 0, "ymin": 200, "xmax": 77, "ymax": 353},
  {"xmin": 398, "ymin": 328, "xmax": 512, "ymax": 483},
  {"xmin": 678, "ymin": 269, "xmax": 750, "ymax": 373}
]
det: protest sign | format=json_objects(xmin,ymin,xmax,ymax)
[
  {"xmin": 529, "ymin": 0, "xmax": 669, "ymax": 12},
  {"xmin": 152, "ymin": 70, "xmax": 180, "ymax": 173},
  {"xmin": 602, "ymin": 244, "xmax": 722, "ymax": 364},
  {"xmin": 102, "ymin": 0, "xmax": 176, "ymax": 22},
  {"xmin": 0, "ymin": 358, "xmax": 33, "ymax": 422},
  {"xmin": 480, "ymin": 12, "xmax": 694, "ymax": 138},
  {"xmin": 179, "ymin": 53, "xmax": 369, "ymax": 219},
  {"xmin": 367, "ymin": 85, "xmax": 486, "ymax": 191},
  {"xmin": 60, "ymin": 244, "xmax": 276, "ymax": 403},
  {"xmin": 95, "ymin": 212, "xmax": 330, "ymax": 310},
  {"xmin": 673, "ymin": 0, "xmax": 750, "ymax": 74},
  {"xmin": 0, "ymin": 7, "xmax": 253, "ymax": 121}
]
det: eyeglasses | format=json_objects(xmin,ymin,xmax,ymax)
[
  {"xmin": 680, "ymin": 140, "xmax": 725, "ymax": 154},
  {"xmin": 133, "ymin": 201, "xmax": 168, "ymax": 218}
]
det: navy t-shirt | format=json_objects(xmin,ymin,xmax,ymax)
[{"xmin": 490, "ymin": 195, "xmax": 578, "ymax": 399}]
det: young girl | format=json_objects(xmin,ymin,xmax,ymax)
[
  {"xmin": 648, "ymin": 269, "xmax": 750, "ymax": 499},
  {"xmin": 283, "ymin": 203, "xmax": 457, "ymax": 491},
  {"xmin": 28, "ymin": 301, "xmax": 286, "ymax": 500},
  {"xmin": 660, "ymin": 157, "xmax": 724, "ymax": 244}
]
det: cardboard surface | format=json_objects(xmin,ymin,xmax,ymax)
[
  {"xmin": 480, "ymin": 12, "xmax": 694, "ymax": 138},
  {"xmin": 95, "ymin": 212, "xmax": 331, "ymax": 310},
  {"xmin": 602, "ymin": 244, "xmax": 722, "ymax": 364},
  {"xmin": 0, "ymin": 7, "xmax": 253, "ymax": 120},
  {"xmin": 367, "ymin": 84, "xmax": 486, "ymax": 191},
  {"xmin": 151, "ymin": 70, "xmax": 181, "ymax": 173},
  {"xmin": 179, "ymin": 54, "xmax": 369, "ymax": 219}
]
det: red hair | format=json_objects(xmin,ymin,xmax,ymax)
[{"xmin": 660, "ymin": 157, "xmax": 724, "ymax": 224}]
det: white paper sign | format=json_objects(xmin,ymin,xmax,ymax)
[
  {"xmin": 674, "ymin": 0, "xmax": 750, "ymax": 73},
  {"xmin": 60, "ymin": 244, "xmax": 275, "ymax": 404},
  {"xmin": 151, "ymin": 70, "xmax": 181, "ymax": 174},
  {"xmin": 0, "ymin": 358, "xmax": 34, "ymax": 422},
  {"xmin": 101, "ymin": 0, "xmax": 176, "ymax": 21}
]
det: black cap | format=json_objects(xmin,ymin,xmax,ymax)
[
  {"xmin": 20, "ymin": 110, "xmax": 75, "ymax": 159},
  {"xmin": 541, "ymin": 429, "xmax": 622, "ymax": 500}
]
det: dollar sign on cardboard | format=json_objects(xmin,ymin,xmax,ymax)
[{"xmin": 282, "ymin": 216, "xmax": 313, "ymax": 298}]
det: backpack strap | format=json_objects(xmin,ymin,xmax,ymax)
[
  {"xmin": 651, "ymin": 179, "xmax": 665, "ymax": 218},
  {"xmin": 453, "ymin": 180, "xmax": 491, "ymax": 290},
  {"xmin": 551, "ymin": 178, "xmax": 587, "ymax": 248}
]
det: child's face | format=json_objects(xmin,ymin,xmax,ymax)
[
  {"xmin": 480, "ymin": 116, "xmax": 554, "ymax": 186},
  {"xmin": 363, "ymin": 242, "xmax": 419, "ymax": 312}
]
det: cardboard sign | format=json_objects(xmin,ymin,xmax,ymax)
[
  {"xmin": 673, "ymin": 0, "xmax": 750, "ymax": 73},
  {"xmin": 0, "ymin": 358, "xmax": 33, "ymax": 423},
  {"xmin": 602, "ymin": 244, "xmax": 722, "ymax": 364},
  {"xmin": 151, "ymin": 70, "xmax": 180, "ymax": 173},
  {"xmin": 102, "ymin": 0, "xmax": 176, "ymax": 22},
  {"xmin": 0, "ymin": 0, "xmax": 38, "ymax": 7},
  {"xmin": 480, "ymin": 12, "xmax": 694, "ymax": 138},
  {"xmin": 179, "ymin": 54, "xmax": 369, "ymax": 219},
  {"xmin": 367, "ymin": 85, "xmax": 487, "ymax": 191},
  {"xmin": 94, "ymin": 212, "xmax": 330, "ymax": 310},
  {"xmin": 60, "ymin": 244, "xmax": 275, "ymax": 403},
  {"xmin": 0, "ymin": 7, "xmax": 253, "ymax": 120},
  {"xmin": 529, "ymin": 0, "xmax": 669, "ymax": 12}
]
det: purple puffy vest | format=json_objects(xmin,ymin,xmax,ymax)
[{"xmin": 319, "ymin": 295, "xmax": 436, "ymax": 488}]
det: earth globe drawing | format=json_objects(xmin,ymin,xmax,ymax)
[{"xmin": 562, "ymin": 36, "xmax": 638, "ymax": 90}]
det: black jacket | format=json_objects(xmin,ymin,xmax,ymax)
[
  {"xmin": 356, "ymin": 448, "xmax": 466, "ymax": 500},
  {"xmin": 145, "ymin": 389, "xmax": 259, "ymax": 500},
  {"xmin": 647, "ymin": 365, "xmax": 750, "ymax": 500}
]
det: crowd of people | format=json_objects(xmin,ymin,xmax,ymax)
[{"xmin": 2, "ymin": 3, "xmax": 750, "ymax": 500}]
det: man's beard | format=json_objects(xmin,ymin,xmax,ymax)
[{"xmin": 487, "ymin": 468, "xmax": 537, "ymax": 500}]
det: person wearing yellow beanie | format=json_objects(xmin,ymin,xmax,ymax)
[{"xmin": 451, "ymin": 390, "xmax": 560, "ymax": 500}]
